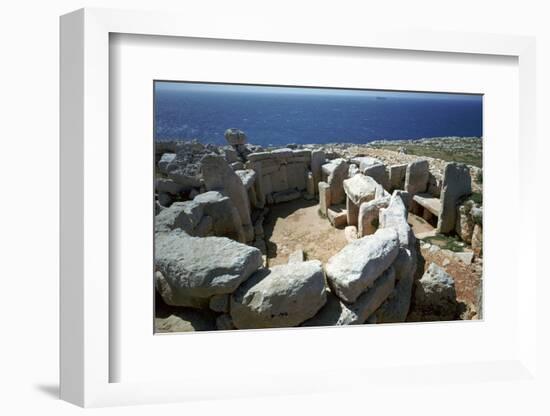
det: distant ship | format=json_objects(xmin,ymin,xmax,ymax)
[{"xmin": 375, "ymin": 96, "xmax": 388, "ymax": 100}]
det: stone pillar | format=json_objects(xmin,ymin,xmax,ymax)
[
  {"xmin": 306, "ymin": 171, "xmax": 315, "ymax": 197},
  {"xmin": 318, "ymin": 182, "xmax": 331, "ymax": 216},
  {"xmin": 437, "ymin": 163, "xmax": 472, "ymax": 234},
  {"xmin": 311, "ymin": 149, "xmax": 326, "ymax": 195},
  {"xmin": 346, "ymin": 196, "xmax": 359, "ymax": 226}
]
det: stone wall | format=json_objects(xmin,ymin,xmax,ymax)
[{"xmin": 247, "ymin": 148, "xmax": 315, "ymax": 205}]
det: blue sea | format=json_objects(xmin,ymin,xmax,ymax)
[{"xmin": 154, "ymin": 82, "xmax": 482, "ymax": 146}]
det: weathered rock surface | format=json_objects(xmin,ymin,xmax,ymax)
[
  {"xmin": 155, "ymin": 200, "xmax": 204, "ymax": 234},
  {"xmin": 158, "ymin": 153, "xmax": 176, "ymax": 173},
  {"xmin": 155, "ymin": 230, "xmax": 263, "ymax": 302},
  {"xmin": 437, "ymin": 163, "xmax": 472, "ymax": 233},
  {"xmin": 165, "ymin": 141, "xmax": 217, "ymax": 189},
  {"xmin": 372, "ymin": 248, "xmax": 416, "ymax": 323},
  {"xmin": 209, "ymin": 294, "xmax": 230, "ymax": 313},
  {"xmin": 357, "ymin": 196, "xmax": 390, "ymax": 237},
  {"xmin": 415, "ymin": 262, "xmax": 458, "ymax": 320},
  {"xmin": 156, "ymin": 178, "xmax": 187, "ymax": 195},
  {"xmin": 155, "ymin": 271, "xmax": 209, "ymax": 309},
  {"xmin": 344, "ymin": 225, "xmax": 358, "ymax": 242},
  {"xmin": 311, "ymin": 150, "xmax": 326, "ymax": 194},
  {"xmin": 318, "ymin": 182, "xmax": 331, "ymax": 216},
  {"xmin": 343, "ymin": 174, "xmax": 378, "ymax": 206},
  {"xmin": 389, "ymin": 164, "xmax": 407, "ymax": 191},
  {"xmin": 358, "ymin": 157, "xmax": 388, "ymax": 190},
  {"xmin": 230, "ymin": 260, "xmax": 327, "ymax": 328},
  {"xmin": 405, "ymin": 159, "xmax": 429, "ymax": 195},
  {"xmin": 303, "ymin": 267, "xmax": 395, "ymax": 326},
  {"xmin": 472, "ymin": 224, "xmax": 483, "ymax": 256},
  {"xmin": 288, "ymin": 248, "xmax": 305, "ymax": 263},
  {"xmin": 327, "ymin": 207, "xmax": 347, "ymax": 228},
  {"xmin": 455, "ymin": 203, "xmax": 475, "ymax": 244},
  {"xmin": 193, "ymin": 191, "xmax": 246, "ymax": 241},
  {"xmin": 323, "ymin": 159, "xmax": 349, "ymax": 204},
  {"xmin": 325, "ymin": 228, "xmax": 400, "ymax": 303},
  {"xmin": 224, "ymin": 128, "xmax": 247, "ymax": 146},
  {"xmin": 379, "ymin": 192, "xmax": 414, "ymax": 248},
  {"xmin": 201, "ymin": 155, "xmax": 254, "ymax": 241}
]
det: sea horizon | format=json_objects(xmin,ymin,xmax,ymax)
[{"xmin": 154, "ymin": 82, "xmax": 483, "ymax": 147}]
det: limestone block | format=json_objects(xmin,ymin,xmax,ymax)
[
  {"xmin": 405, "ymin": 160, "xmax": 429, "ymax": 195},
  {"xmin": 437, "ymin": 163, "xmax": 472, "ymax": 234},
  {"xmin": 318, "ymin": 182, "xmax": 331, "ymax": 216}
]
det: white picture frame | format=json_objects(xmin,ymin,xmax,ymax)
[{"xmin": 60, "ymin": 7, "xmax": 539, "ymax": 408}]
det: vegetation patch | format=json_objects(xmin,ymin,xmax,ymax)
[{"xmin": 424, "ymin": 234, "xmax": 466, "ymax": 252}]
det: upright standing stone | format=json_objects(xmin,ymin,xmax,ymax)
[
  {"xmin": 437, "ymin": 163, "xmax": 472, "ymax": 234},
  {"xmin": 311, "ymin": 149, "xmax": 326, "ymax": 194},
  {"xmin": 318, "ymin": 182, "xmax": 331, "ymax": 216},
  {"xmin": 306, "ymin": 171, "xmax": 315, "ymax": 197},
  {"xmin": 201, "ymin": 155, "xmax": 254, "ymax": 242},
  {"xmin": 324, "ymin": 159, "xmax": 348, "ymax": 205},
  {"xmin": 357, "ymin": 196, "xmax": 390, "ymax": 237},
  {"xmin": 389, "ymin": 164, "xmax": 407, "ymax": 191},
  {"xmin": 405, "ymin": 160, "xmax": 429, "ymax": 195}
]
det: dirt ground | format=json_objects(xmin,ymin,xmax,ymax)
[{"xmin": 263, "ymin": 198, "xmax": 348, "ymax": 266}]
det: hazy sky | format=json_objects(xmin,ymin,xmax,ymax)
[{"xmin": 155, "ymin": 81, "xmax": 482, "ymax": 102}]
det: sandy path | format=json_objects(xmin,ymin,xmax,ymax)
[{"xmin": 263, "ymin": 199, "xmax": 348, "ymax": 266}]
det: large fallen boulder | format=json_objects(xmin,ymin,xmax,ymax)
[
  {"xmin": 201, "ymin": 155, "xmax": 254, "ymax": 242},
  {"xmin": 325, "ymin": 227, "xmax": 400, "ymax": 303},
  {"xmin": 155, "ymin": 230, "xmax": 263, "ymax": 303},
  {"xmin": 230, "ymin": 260, "xmax": 327, "ymax": 329},
  {"xmin": 303, "ymin": 267, "xmax": 395, "ymax": 326},
  {"xmin": 414, "ymin": 262, "xmax": 458, "ymax": 320}
]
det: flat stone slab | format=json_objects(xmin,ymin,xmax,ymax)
[
  {"xmin": 413, "ymin": 193, "xmax": 442, "ymax": 216},
  {"xmin": 343, "ymin": 174, "xmax": 378, "ymax": 206}
]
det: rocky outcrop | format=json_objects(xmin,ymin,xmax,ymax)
[
  {"xmin": 325, "ymin": 227, "xmax": 400, "ymax": 303},
  {"xmin": 230, "ymin": 260, "xmax": 327, "ymax": 328},
  {"xmin": 155, "ymin": 230, "xmax": 263, "ymax": 303}
]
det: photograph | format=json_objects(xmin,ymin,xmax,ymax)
[{"xmin": 153, "ymin": 81, "xmax": 483, "ymax": 332}]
